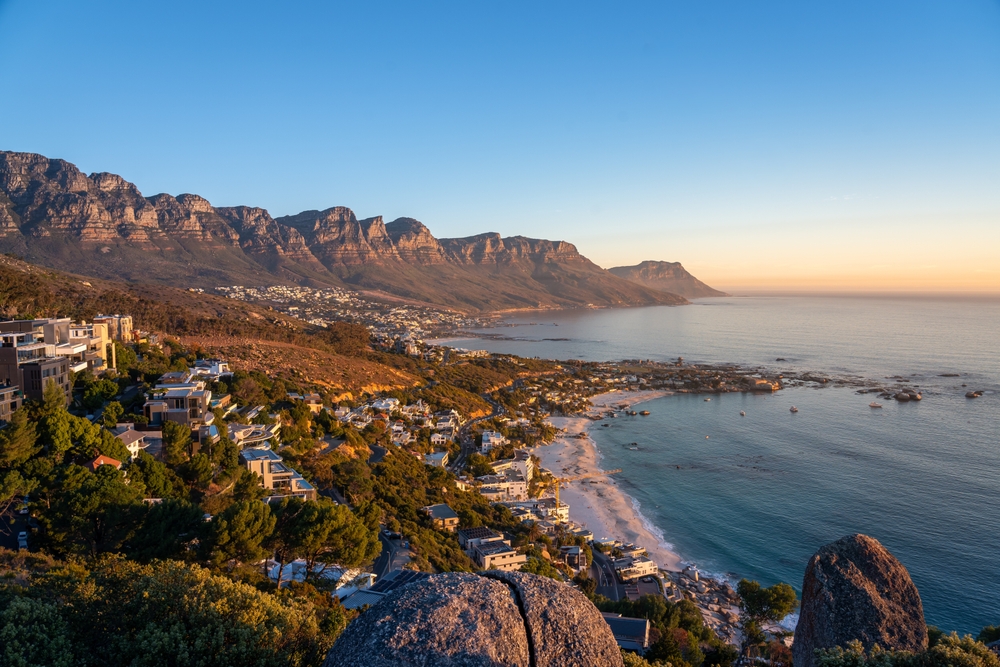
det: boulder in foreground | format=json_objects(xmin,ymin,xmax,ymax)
[
  {"xmin": 793, "ymin": 534, "xmax": 927, "ymax": 667},
  {"xmin": 324, "ymin": 571, "xmax": 624, "ymax": 667}
]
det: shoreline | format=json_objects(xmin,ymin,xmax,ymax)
[{"xmin": 536, "ymin": 389, "xmax": 684, "ymax": 573}]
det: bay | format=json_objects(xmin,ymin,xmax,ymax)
[{"xmin": 441, "ymin": 296, "xmax": 1000, "ymax": 634}]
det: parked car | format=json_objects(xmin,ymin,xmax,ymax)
[{"xmin": 17, "ymin": 531, "xmax": 28, "ymax": 550}]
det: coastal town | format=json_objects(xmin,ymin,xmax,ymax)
[{"xmin": 0, "ymin": 305, "xmax": 793, "ymax": 661}]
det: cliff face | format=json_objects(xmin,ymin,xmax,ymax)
[
  {"xmin": 609, "ymin": 260, "xmax": 727, "ymax": 298},
  {"xmin": 0, "ymin": 150, "xmax": 688, "ymax": 311}
]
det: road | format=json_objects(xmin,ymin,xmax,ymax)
[
  {"xmin": 591, "ymin": 549, "xmax": 626, "ymax": 601},
  {"xmin": 0, "ymin": 506, "xmax": 29, "ymax": 552},
  {"xmin": 373, "ymin": 531, "xmax": 411, "ymax": 579}
]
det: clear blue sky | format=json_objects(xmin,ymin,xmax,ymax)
[{"xmin": 1, "ymin": 1, "xmax": 998, "ymax": 290}]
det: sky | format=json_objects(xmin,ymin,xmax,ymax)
[{"xmin": 1, "ymin": 1, "xmax": 998, "ymax": 292}]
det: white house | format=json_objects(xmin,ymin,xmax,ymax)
[{"xmin": 480, "ymin": 430, "xmax": 507, "ymax": 454}]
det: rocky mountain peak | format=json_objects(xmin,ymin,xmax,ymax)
[
  {"xmin": 793, "ymin": 534, "xmax": 928, "ymax": 667},
  {"xmin": 609, "ymin": 259, "xmax": 727, "ymax": 298}
]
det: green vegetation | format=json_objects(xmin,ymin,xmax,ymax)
[
  {"xmin": 0, "ymin": 554, "xmax": 345, "ymax": 667},
  {"xmin": 736, "ymin": 578, "xmax": 798, "ymax": 664},
  {"xmin": 593, "ymin": 594, "xmax": 737, "ymax": 667},
  {"xmin": 816, "ymin": 634, "xmax": 1000, "ymax": 667}
]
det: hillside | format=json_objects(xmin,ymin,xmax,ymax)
[
  {"xmin": 0, "ymin": 151, "xmax": 687, "ymax": 312},
  {"xmin": 0, "ymin": 255, "xmax": 417, "ymax": 395},
  {"xmin": 608, "ymin": 260, "xmax": 728, "ymax": 298}
]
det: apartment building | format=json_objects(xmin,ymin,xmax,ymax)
[
  {"xmin": 0, "ymin": 382, "xmax": 23, "ymax": 422},
  {"xmin": 93, "ymin": 314, "xmax": 133, "ymax": 342},
  {"xmin": 0, "ymin": 321, "xmax": 71, "ymax": 405}
]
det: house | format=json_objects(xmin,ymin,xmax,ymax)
[
  {"xmin": 430, "ymin": 433, "xmax": 450, "ymax": 446},
  {"xmin": 612, "ymin": 555, "xmax": 658, "ymax": 581},
  {"xmin": 503, "ymin": 498, "xmax": 570, "ymax": 522},
  {"xmin": 473, "ymin": 541, "xmax": 526, "ymax": 572},
  {"xmin": 240, "ymin": 448, "xmax": 316, "ymax": 500},
  {"xmin": 144, "ymin": 384, "xmax": 212, "ymax": 429},
  {"xmin": 371, "ymin": 397, "xmax": 400, "ymax": 413},
  {"xmin": 601, "ymin": 613, "xmax": 650, "ymax": 652},
  {"xmin": 303, "ymin": 392, "xmax": 323, "ymax": 414},
  {"xmin": 87, "ymin": 454, "xmax": 122, "ymax": 471},
  {"xmin": 340, "ymin": 569, "xmax": 431, "ymax": 610},
  {"xmin": 192, "ymin": 358, "xmax": 232, "ymax": 380},
  {"xmin": 480, "ymin": 431, "xmax": 507, "ymax": 454},
  {"xmin": 423, "ymin": 451, "xmax": 449, "ymax": 468},
  {"xmin": 560, "ymin": 545, "xmax": 586, "ymax": 569},
  {"xmin": 228, "ymin": 423, "xmax": 281, "ymax": 447},
  {"xmin": 333, "ymin": 406, "xmax": 351, "ymax": 420},
  {"xmin": 421, "ymin": 503, "xmax": 459, "ymax": 532},
  {"xmin": 265, "ymin": 559, "xmax": 375, "ymax": 598},
  {"xmin": 457, "ymin": 526, "xmax": 506, "ymax": 552},
  {"xmin": 114, "ymin": 427, "xmax": 147, "ymax": 460}
]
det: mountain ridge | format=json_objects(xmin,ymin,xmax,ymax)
[
  {"xmin": 609, "ymin": 260, "xmax": 728, "ymax": 298},
  {"xmin": 0, "ymin": 150, "xmax": 695, "ymax": 312}
]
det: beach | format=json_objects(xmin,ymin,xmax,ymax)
[{"xmin": 536, "ymin": 389, "xmax": 683, "ymax": 572}]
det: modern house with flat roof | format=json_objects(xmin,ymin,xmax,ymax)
[
  {"xmin": 473, "ymin": 540, "xmax": 526, "ymax": 572},
  {"xmin": 0, "ymin": 321, "xmax": 72, "ymax": 405},
  {"xmin": 240, "ymin": 448, "xmax": 316, "ymax": 500}
]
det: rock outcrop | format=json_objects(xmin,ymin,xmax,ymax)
[
  {"xmin": 0, "ymin": 149, "xmax": 694, "ymax": 311},
  {"xmin": 793, "ymin": 534, "xmax": 928, "ymax": 667},
  {"xmin": 609, "ymin": 260, "xmax": 728, "ymax": 298},
  {"xmin": 324, "ymin": 571, "xmax": 623, "ymax": 667}
]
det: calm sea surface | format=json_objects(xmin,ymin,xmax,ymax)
[{"xmin": 444, "ymin": 296, "xmax": 1000, "ymax": 634}]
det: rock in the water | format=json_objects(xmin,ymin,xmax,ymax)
[
  {"xmin": 793, "ymin": 534, "xmax": 927, "ymax": 667},
  {"xmin": 324, "ymin": 571, "xmax": 624, "ymax": 667}
]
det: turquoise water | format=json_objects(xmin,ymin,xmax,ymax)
[{"xmin": 445, "ymin": 296, "xmax": 1000, "ymax": 634}]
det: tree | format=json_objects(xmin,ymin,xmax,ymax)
[
  {"xmin": 210, "ymin": 499, "xmax": 276, "ymax": 568},
  {"xmin": 0, "ymin": 597, "xmax": 75, "ymax": 667},
  {"xmin": 129, "ymin": 498, "xmax": 206, "ymax": 561},
  {"xmin": 46, "ymin": 464, "xmax": 145, "ymax": 556},
  {"xmin": 232, "ymin": 468, "xmax": 267, "ymax": 502},
  {"xmin": 736, "ymin": 579, "xmax": 798, "ymax": 664},
  {"xmin": 41, "ymin": 377, "xmax": 67, "ymax": 414},
  {"xmin": 179, "ymin": 453, "xmax": 213, "ymax": 490},
  {"xmin": 127, "ymin": 451, "xmax": 183, "ymax": 499},
  {"xmin": 979, "ymin": 626, "xmax": 1000, "ymax": 644},
  {"xmin": 0, "ymin": 408, "xmax": 39, "ymax": 467},
  {"xmin": 297, "ymin": 499, "xmax": 380, "ymax": 578},
  {"xmin": 101, "ymin": 401, "xmax": 124, "ymax": 428},
  {"xmin": 162, "ymin": 421, "xmax": 192, "ymax": 466},
  {"xmin": 268, "ymin": 496, "xmax": 307, "ymax": 584}
]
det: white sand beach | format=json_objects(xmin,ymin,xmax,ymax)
[{"xmin": 537, "ymin": 391, "xmax": 683, "ymax": 572}]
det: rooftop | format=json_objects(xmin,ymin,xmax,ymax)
[{"xmin": 422, "ymin": 503, "xmax": 459, "ymax": 521}]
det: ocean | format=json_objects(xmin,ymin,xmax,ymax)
[{"xmin": 442, "ymin": 295, "xmax": 1000, "ymax": 634}]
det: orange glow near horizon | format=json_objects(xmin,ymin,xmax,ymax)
[{"xmin": 591, "ymin": 212, "xmax": 1000, "ymax": 294}]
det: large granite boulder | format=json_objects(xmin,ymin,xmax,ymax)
[
  {"xmin": 324, "ymin": 571, "xmax": 624, "ymax": 667},
  {"xmin": 793, "ymin": 534, "xmax": 927, "ymax": 667}
]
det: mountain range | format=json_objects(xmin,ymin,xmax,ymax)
[{"xmin": 0, "ymin": 151, "xmax": 723, "ymax": 311}]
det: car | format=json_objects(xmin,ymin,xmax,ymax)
[
  {"xmin": 17, "ymin": 531, "xmax": 28, "ymax": 550},
  {"xmin": 18, "ymin": 505, "xmax": 29, "ymax": 515}
]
